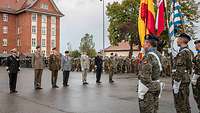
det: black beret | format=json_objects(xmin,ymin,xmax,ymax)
[
  {"xmin": 194, "ymin": 40, "xmax": 200, "ymax": 44},
  {"xmin": 145, "ymin": 35, "xmax": 159, "ymax": 42},
  {"xmin": 52, "ymin": 47, "xmax": 56, "ymax": 50},
  {"xmin": 179, "ymin": 33, "xmax": 191, "ymax": 41},
  {"xmin": 36, "ymin": 45, "xmax": 41, "ymax": 49},
  {"xmin": 65, "ymin": 51, "xmax": 69, "ymax": 54}
]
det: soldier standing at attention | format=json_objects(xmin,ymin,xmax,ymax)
[
  {"xmin": 80, "ymin": 52, "xmax": 90, "ymax": 85},
  {"xmin": 95, "ymin": 52, "xmax": 103, "ymax": 84},
  {"xmin": 48, "ymin": 48, "xmax": 61, "ymax": 88},
  {"xmin": 6, "ymin": 48, "xmax": 20, "ymax": 94},
  {"xmin": 192, "ymin": 40, "xmax": 200, "ymax": 113},
  {"xmin": 108, "ymin": 53, "xmax": 115, "ymax": 83},
  {"xmin": 32, "ymin": 45, "xmax": 45, "ymax": 90},
  {"xmin": 172, "ymin": 33, "xmax": 193, "ymax": 113},
  {"xmin": 61, "ymin": 51, "xmax": 72, "ymax": 87},
  {"xmin": 138, "ymin": 35, "xmax": 162, "ymax": 113}
]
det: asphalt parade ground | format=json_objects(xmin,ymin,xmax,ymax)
[{"xmin": 0, "ymin": 67, "xmax": 198, "ymax": 113}]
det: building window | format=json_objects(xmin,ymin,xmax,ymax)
[
  {"xmin": 51, "ymin": 39, "xmax": 56, "ymax": 48},
  {"xmin": 41, "ymin": 27, "xmax": 47, "ymax": 35},
  {"xmin": 41, "ymin": 3, "xmax": 48, "ymax": 9},
  {"xmin": 42, "ymin": 50, "xmax": 46, "ymax": 54},
  {"xmin": 3, "ymin": 26, "xmax": 8, "ymax": 34},
  {"xmin": 2, "ymin": 39, "xmax": 8, "ymax": 46},
  {"xmin": 32, "ymin": 38, "xmax": 37, "ymax": 47},
  {"xmin": 41, "ymin": 39, "xmax": 46, "ymax": 47},
  {"xmin": 32, "ymin": 13, "xmax": 37, "ymax": 22},
  {"xmin": 3, "ymin": 14, "xmax": 8, "ymax": 22},
  {"xmin": 32, "ymin": 26, "xmax": 37, "ymax": 34},
  {"xmin": 51, "ymin": 27, "xmax": 56, "ymax": 36},
  {"xmin": 51, "ymin": 16, "xmax": 56, "ymax": 24},
  {"xmin": 42, "ymin": 15, "xmax": 47, "ymax": 23}
]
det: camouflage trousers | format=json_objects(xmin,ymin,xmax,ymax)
[
  {"xmin": 192, "ymin": 81, "xmax": 200, "ymax": 112},
  {"xmin": 139, "ymin": 91, "xmax": 160, "ymax": 113},
  {"xmin": 173, "ymin": 83, "xmax": 191, "ymax": 113}
]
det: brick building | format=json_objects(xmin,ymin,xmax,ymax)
[{"xmin": 0, "ymin": 0, "xmax": 64, "ymax": 56}]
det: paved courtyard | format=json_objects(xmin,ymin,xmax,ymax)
[{"xmin": 0, "ymin": 67, "xmax": 198, "ymax": 113}]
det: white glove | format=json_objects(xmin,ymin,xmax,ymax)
[
  {"xmin": 173, "ymin": 80, "xmax": 181, "ymax": 94},
  {"xmin": 191, "ymin": 74, "xmax": 200, "ymax": 85},
  {"xmin": 138, "ymin": 80, "xmax": 149, "ymax": 99}
]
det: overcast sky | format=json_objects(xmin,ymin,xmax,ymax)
[{"xmin": 54, "ymin": 0, "xmax": 200, "ymax": 53}]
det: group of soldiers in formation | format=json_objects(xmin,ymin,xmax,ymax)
[{"xmin": 3, "ymin": 33, "xmax": 200, "ymax": 113}]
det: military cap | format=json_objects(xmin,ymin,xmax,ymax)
[
  {"xmin": 65, "ymin": 51, "xmax": 69, "ymax": 54},
  {"xmin": 52, "ymin": 47, "xmax": 56, "ymax": 50},
  {"xmin": 194, "ymin": 40, "xmax": 200, "ymax": 44},
  {"xmin": 36, "ymin": 45, "xmax": 41, "ymax": 49},
  {"xmin": 10, "ymin": 48, "xmax": 17, "ymax": 52},
  {"xmin": 145, "ymin": 35, "xmax": 159, "ymax": 42},
  {"xmin": 178, "ymin": 33, "xmax": 191, "ymax": 41}
]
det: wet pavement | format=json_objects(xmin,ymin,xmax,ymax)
[{"xmin": 0, "ymin": 67, "xmax": 198, "ymax": 113}]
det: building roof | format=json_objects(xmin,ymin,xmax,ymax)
[
  {"xmin": 0, "ymin": 0, "xmax": 64, "ymax": 16},
  {"xmin": 104, "ymin": 41, "xmax": 139, "ymax": 52}
]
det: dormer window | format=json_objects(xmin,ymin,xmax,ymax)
[{"xmin": 41, "ymin": 3, "xmax": 48, "ymax": 10}]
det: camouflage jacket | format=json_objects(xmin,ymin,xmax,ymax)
[
  {"xmin": 139, "ymin": 48, "xmax": 162, "ymax": 91},
  {"xmin": 173, "ymin": 47, "xmax": 193, "ymax": 83},
  {"xmin": 193, "ymin": 53, "xmax": 200, "ymax": 83}
]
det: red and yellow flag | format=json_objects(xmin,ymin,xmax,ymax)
[{"xmin": 138, "ymin": 0, "xmax": 156, "ymax": 47}]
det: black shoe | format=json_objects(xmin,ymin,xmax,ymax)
[
  {"xmin": 52, "ymin": 85, "xmax": 59, "ymax": 88},
  {"xmin": 96, "ymin": 81, "xmax": 102, "ymax": 84},
  {"xmin": 63, "ymin": 84, "xmax": 69, "ymax": 87},
  {"xmin": 83, "ymin": 82, "xmax": 89, "ymax": 85},
  {"xmin": 109, "ymin": 80, "xmax": 114, "ymax": 83},
  {"xmin": 10, "ymin": 90, "xmax": 18, "ymax": 94}
]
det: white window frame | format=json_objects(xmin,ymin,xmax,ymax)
[
  {"xmin": 32, "ymin": 26, "xmax": 37, "ymax": 34},
  {"xmin": 41, "ymin": 27, "xmax": 47, "ymax": 35},
  {"xmin": 41, "ymin": 15, "xmax": 47, "ymax": 23},
  {"xmin": 32, "ymin": 13, "xmax": 37, "ymax": 22},
  {"xmin": 51, "ymin": 39, "xmax": 56, "ymax": 48},
  {"xmin": 3, "ymin": 26, "xmax": 8, "ymax": 34},
  {"xmin": 51, "ymin": 27, "xmax": 56, "ymax": 36},
  {"xmin": 51, "ymin": 16, "xmax": 56, "ymax": 24},
  {"xmin": 41, "ymin": 39, "xmax": 46, "ymax": 47},
  {"xmin": 17, "ymin": 39, "xmax": 20, "ymax": 47},
  {"xmin": 3, "ymin": 14, "xmax": 8, "ymax": 22},
  {"xmin": 32, "ymin": 38, "xmax": 37, "ymax": 47},
  {"xmin": 2, "ymin": 39, "xmax": 8, "ymax": 47},
  {"xmin": 41, "ymin": 3, "xmax": 48, "ymax": 9}
]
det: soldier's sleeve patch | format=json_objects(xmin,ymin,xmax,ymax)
[{"xmin": 143, "ymin": 60, "xmax": 148, "ymax": 64}]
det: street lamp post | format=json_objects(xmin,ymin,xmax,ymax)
[{"xmin": 100, "ymin": 0, "xmax": 105, "ymax": 56}]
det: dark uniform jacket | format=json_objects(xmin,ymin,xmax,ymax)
[
  {"xmin": 48, "ymin": 54, "xmax": 61, "ymax": 71},
  {"xmin": 6, "ymin": 55, "xmax": 20, "ymax": 74},
  {"xmin": 173, "ymin": 46, "xmax": 193, "ymax": 83},
  {"xmin": 139, "ymin": 48, "xmax": 162, "ymax": 92},
  {"xmin": 95, "ymin": 56, "xmax": 103, "ymax": 69},
  {"xmin": 193, "ymin": 52, "xmax": 200, "ymax": 83}
]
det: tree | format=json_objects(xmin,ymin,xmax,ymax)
[
  {"xmin": 79, "ymin": 33, "xmax": 96, "ymax": 57},
  {"xmin": 106, "ymin": 0, "xmax": 140, "ymax": 57},
  {"xmin": 70, "ymin": 50, "xmax": 81, "ymax": 58}
]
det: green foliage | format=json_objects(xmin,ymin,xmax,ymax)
[
  {"xmin": 106, "ymin": 0, "xmax": 140, "ymax": 46},
  {"xmin": 70, "ymin": 50, "xmax": 81, "ymax": 58},
  {"xmin": 79, "ymin": 33, "xmax": 96, "ymax": 57}
]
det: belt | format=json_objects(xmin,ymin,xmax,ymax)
[{"xmin": 152, "ymin": 80, "xmax": 160, "ymax": 82}]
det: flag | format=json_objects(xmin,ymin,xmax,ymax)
[
  {"xmin": 156, "ymin": 0, "xmax": 165, "ymax": 36},
  {"xmin": 168, "ymin": 0, "xmax": 183, "ymax": 40},
  {"xmin": 138, "ymin": 0, "xmax": 156, "ymax": 47},
  {"xmin": 147, "ymin": 0, "xmax": 156, "ymax": 35}
]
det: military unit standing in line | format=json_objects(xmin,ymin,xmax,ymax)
[{"xmin": 3, "ymin": 33, "xmax": 200, "ymax": 113}]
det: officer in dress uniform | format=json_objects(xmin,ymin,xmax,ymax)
[
  {"xmin": 138, "ymin": 35, "xmax": 162, "ymax": 113},
  {"xmin": 6, "ymin": 48, "xmax": 20, "ymax": 94},
  {"xmin": 192, "ymin": 40, "xmax": 200, "ymax": 113},
  {"xmin": 95, "ymin": 52, "xmax": 103, "ymax": 84},
  {"xmin": 172, "ymin": 33, "xmax": 193, "ymax": 113},
  {"xmin": 48, "ymin": 48, "xmax": 61, "ymax": 88}
]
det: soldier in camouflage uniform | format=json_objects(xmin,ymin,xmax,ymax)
[
  {"xmin": 108, "ymin": 53, "xmax": 115, "ymax": 83},
  {"xmin": 172, "ymin": 33, "xmax": 193, "ymax": 113},
  {"xmin": 138, "ymin": 35, "xmax": 162, "ymax": 113},
  {"xmin": 192, "ymin": 40, "xmax": 200, "ymax": 113}
]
